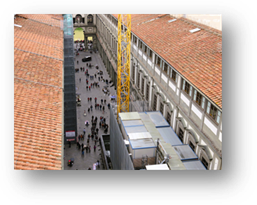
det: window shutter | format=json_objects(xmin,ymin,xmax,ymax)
[
  {"xmin": 202, "ymin": 97, "xmax": 205, "ymax": 109},
  {"xmin": 193, "ymin": 90, "xmax": 197, "ymax": 101},
  {"xmin": 189, "ymin": 86, "xmax": 192, "ymax": 96},
  {"xmin": 216, "ymin": 111, "xmax": 221, "ymax": 123},
  {"xmin": 207, "ymin": 102, "xmax": 211, "ymax": 114}
]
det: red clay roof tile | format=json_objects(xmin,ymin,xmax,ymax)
[
  {"xmin": 14, "ymin": 14, "xmax": 63, "ymax": 170},
  {"xmin": 113, "ymin": 14, "xmax": 222, "ymax": 108}
]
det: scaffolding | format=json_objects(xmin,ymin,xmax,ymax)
[{"xmin": 117, "ymin": 14, "xmax": 131, "ymax": 120}]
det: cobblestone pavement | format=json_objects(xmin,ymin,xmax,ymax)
[{"xmin": 64, "ymin": 46, "xmax": 116, "ymax": 170}]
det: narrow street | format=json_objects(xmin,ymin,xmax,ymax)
[{"xmin": 64, "ymin": 45, "xmax": 116, "ymax": 170}]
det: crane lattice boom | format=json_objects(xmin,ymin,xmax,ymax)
[{"xmin": 117, "ymin": 14, "xmax": 131, "ymax": 120}]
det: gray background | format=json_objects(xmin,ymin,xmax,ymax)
[{"xmin": 0, "ymin": 0, "xmax": 254, "ymax": 205}]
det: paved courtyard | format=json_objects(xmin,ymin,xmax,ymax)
[{"xmin": 64, "ymin": 45, "xmax": 116, "ymax": 170}]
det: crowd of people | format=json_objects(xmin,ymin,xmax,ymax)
[{"xmin": 67, "ymin": 47, "xmax": 114, "ymax": 170}]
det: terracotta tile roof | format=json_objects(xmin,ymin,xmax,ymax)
[
  {"xmin": 16, "ymin": 14, "xmax": 63, "ymax": 27},
  {"xmin": 14, "ymin": 14, "xmax": 64, "ymax": 170},
  {"xmin": 113, "ymin": 14, "xmax": 222, "ymax": 109}
]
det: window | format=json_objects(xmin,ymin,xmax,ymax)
[
  {"xmin": 139, "ymin": 41, "xmax": 143, "ymax": 49},
  {"xmin": 149, "ymin": 50, "xmax": 152, "ymax": 59},
  {"xmin": 155, "ymin": 56, "xmax": 161, "ymax": 67},
  {"xmin": 193, "ymin": 90, "xmax": 202, "ymax": 106},
  {"xmin": 137, "ymin": 72, "xmax": 140, "ymax": 88},
  {"xmin": 153, "ymin": 94, "xmax": 157, "ymax": 111},
  {"xmin": 134, "ymin": 36, "xmax": 137, "ymax": 44},
  {"xmin": 141, "ymin": 78, "xmax": 145, "ymax": 95},
  {"xmin": 144, "ymin": 45, "xmax": 147, "ymax": 54},
  {"xmin": 207, "ymin": 102, "xmax": 217, "ymax": 120},
  {"xmin": 178, "ymin": 128, "xmax": 184, "ymax": 143},
  {"xmin": 160, "ymin": 102, "xmax": 164, "ymax": 115},
  {"xmin": 193, "ymin": 90, "xmax": 206, "ymax": 109},
  {"xmin": 163, "ymin": 63, "xmax": 168, "ymax": 75},
  {"xmin": 201, "ymin": 157, "xmax": 209, "ymax": 169},
  {"xmin": 132, "ymin": 65, "xmax": 135, "ymax": 82},
  {"xmin": 166, "ymin": 112, "xmax": 171, "ymax": 125},
  {"xmin": 189, "ymin": 141, "xmax": 195, "ymax": 152},
  {"xmin": 87, "ymin": 14, "xmax": 93, "ymax": 24},
  {"xmin": 171, "ymin": 70, "xmax": 177, "ymax": 82},
  {"xmin": 182, "ymin": 80, "xmax": 192, "ymax": 96},
  {"xmin": 75, "ymin": 14, "xmax": 83, "ymax": 24},
  {"xmin": 146, "ymin": 83, "xmax": 149, "ymax": 101}
]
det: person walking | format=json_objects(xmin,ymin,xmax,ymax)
[
  {"xmin": 94, "ymin": 145, "xmax": 96, "ymax": 152},
  {"xmin": 95, "ymin": 97, "xmax": 97, "ymax": 103},
  {"xmin": 83, "ymin": 128, "xmax": 86, "ymax": 136},
  {"xmin": 90, "ymin": 97, "xmax": 92, "ymax": 102},
  {"xmin": 79, "ymin": 78, "xmax": 81, "ymax": 82},
  {"xmin": 88, "ymin": 107, "xmax": 90, "ymax": 113},
  {"xmin": 101, "ymin": 99, "xmax": 103, "ymax": 104},
  {"xmin": 103, "ymin": 106, "xmax": 105, "ymax": 112},
  {"xmin": 96, "ymin": 128, "xmax": 99, "ymax": 134},
  {"xmin": 99, "ymin": 121, "xmax": 101, "ymax": 128},
  {"xmin": 99, "ymin": 104, "xmax": 102, "ymax": 111},
  {"xmin": 90, "ymin": 105, "xmax": 93, "ymax": 111},
  {"xmin": 86, "ymin": 86, "xmax": 88, "ymax": 91},
  {"xmin": 77, "ymin": 60, "xmax": 79, "ymax": 64},
  {"xmin": 89, "ymin": 86, "xmax": 91, "ymax": 90},
  {"xmin": 104, "ymin": 99, "xmax": 106, "ymax": 104}
]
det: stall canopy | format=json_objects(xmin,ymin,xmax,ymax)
[{"xmin": 74, "ymin": 27, "xmax": 84, "ymax": 41}]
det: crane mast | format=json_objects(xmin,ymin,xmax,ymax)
[{"xmin": 117, "ymin": 14, "xmax": 131, "ymax": 120}]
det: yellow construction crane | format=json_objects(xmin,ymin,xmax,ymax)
[{"xmin": 117, "ymin": 14, "xmax": 131, "ymax": 120}]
